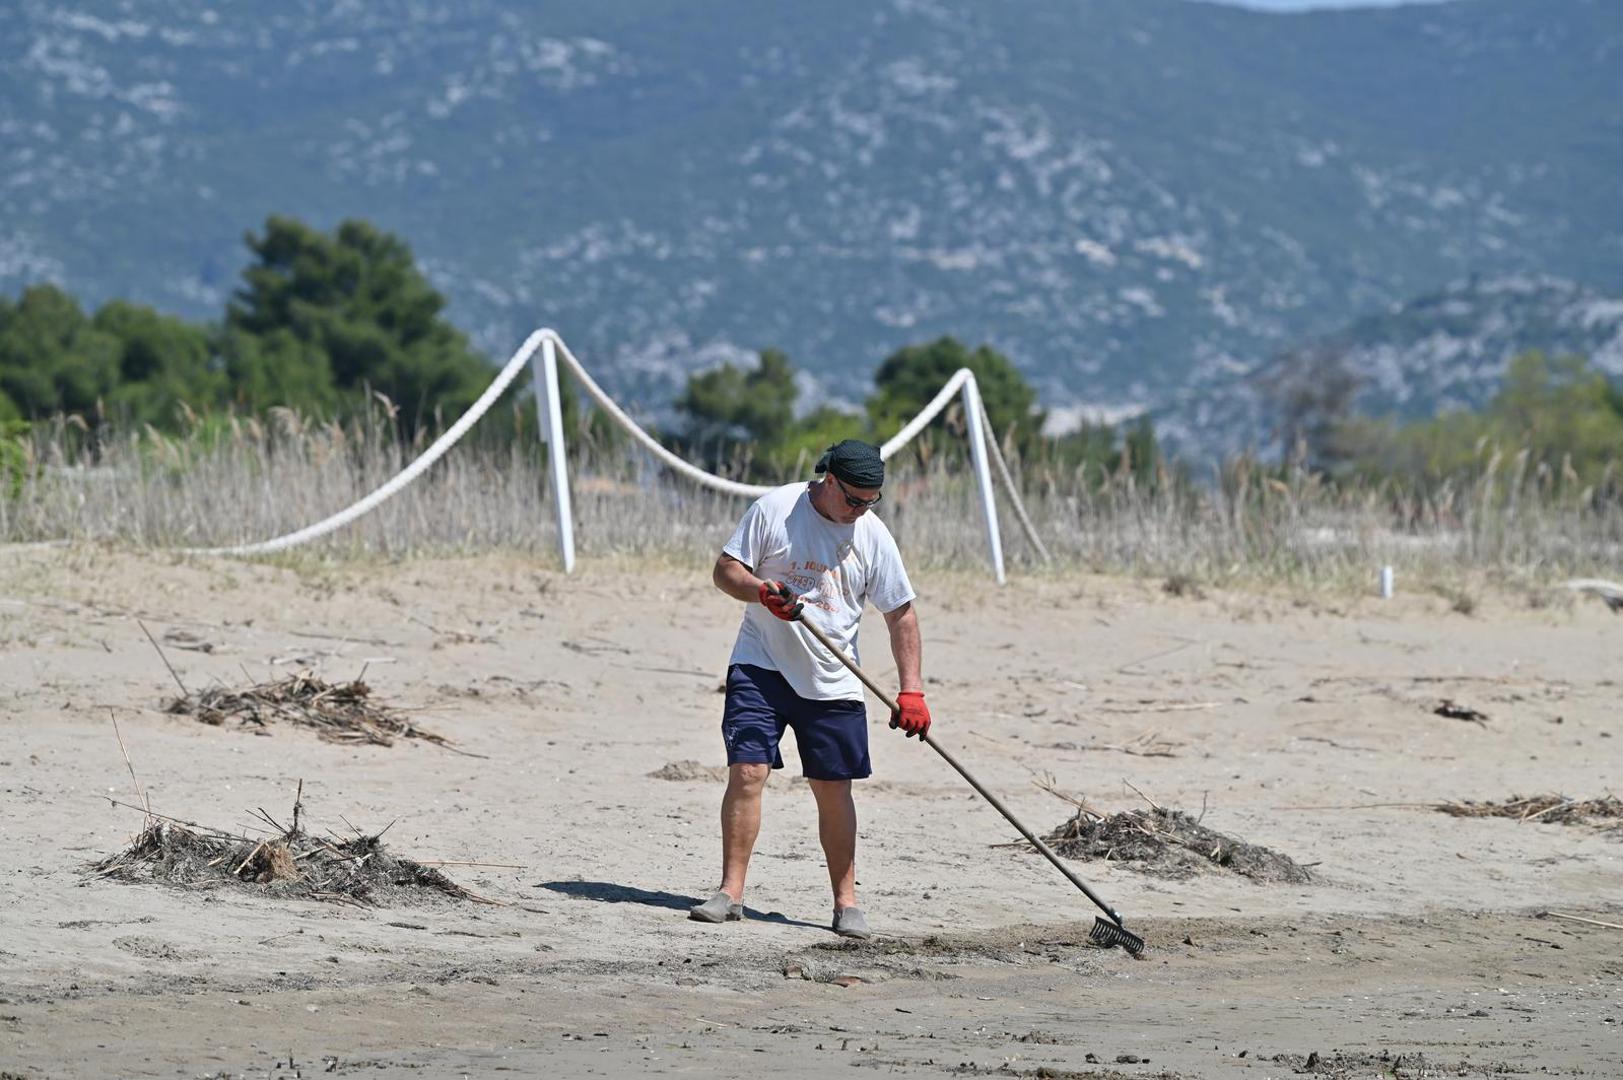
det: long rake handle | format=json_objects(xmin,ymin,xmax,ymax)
[{"xmin": 795, "ymin": 614, "xmax": 1127, "ymax": 929}]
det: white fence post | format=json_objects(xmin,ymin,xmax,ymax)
[
  {"xmin": 960, "ymin": 374, "xmax": 1006, "ymax": 585},
  {"xmin": 533, "ymin": 335, "xmax": 576, "ymax": 572}
]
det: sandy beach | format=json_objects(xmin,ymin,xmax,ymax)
[{"xmin": 1, "ymin": 546, "xmax": 1619, "ymax": 1078}]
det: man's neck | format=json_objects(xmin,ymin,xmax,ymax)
[{"xmin": 807, "ymin": 478, "xmax": 838, "ymax": 523}]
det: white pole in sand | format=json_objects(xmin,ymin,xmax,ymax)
[
  {"xmin": 533, "ymin": 336, "xmax": 576, "ymax": 573},
  {"xmin": 961, "ymin": 374, "xmax": 1006, "ymax": 586}
]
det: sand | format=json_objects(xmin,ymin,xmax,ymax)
[{"xmin": 1, "ymin": 545, "xmax": 1619, "ymax": 1078}]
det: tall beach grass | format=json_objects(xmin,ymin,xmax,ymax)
[{"xmin": 4, "ymin": 408, "xmax": 1620, "ymax": 592}]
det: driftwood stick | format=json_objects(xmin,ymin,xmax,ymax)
[
  {"xmin": 455, "ymin": 886, "xmax": 509, "ymax": 907},
  {"xmin": 1028, "ymin": 771, "xmax": 1103, "ymax": 819},
  {"xmin": 1122, "ymin": 778, "xmax": 1162, "ymax": 812},
  {"xmin": 415, "ymin": 859, "xmax": 527, "ymax": 869},
  {"xmin": 435, "ymin": 742, "xmax": 490, "ymax": 760},
  {"xmin": 1276, "ymin": 802, "xmax": 1435, "ymax": 811},
  {"xmin": 233, "ymin": 841, "xmax": 268, "ymax": 877},
  {"xmin": 102, "ymin": 797, "xmax": 234, "ymax": 838},
  {"xmin": 1521, "ymin": 798, "xmax": 1575, "ymax": 823},
  {"xmin": 109, "ymin": 710, "xmax": 151, "ymax": 818},
  {"xmin": 1116, "ymin": 638, "xmax": 1198, "ymax": 674},
  {"xmin": 1539, "ymin": 911, "xmax": 1623, "ymax": 931},
  {"xmin": 138, "ymin": 619, "xmax": 189, "ymax": 698},
  {"xmin": 281, "ymin": 628, "xmax": 399, "ymax": 646}
]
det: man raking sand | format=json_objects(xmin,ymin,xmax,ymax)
[{"xmin": 693, "ymin": 439, "xmax": 930, "ymax": 939}]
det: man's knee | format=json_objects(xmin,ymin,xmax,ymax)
[
  {"xmin": 727, "ymin": 763, "xmax": 771, "ymax": 793},
  {"xmin": 807, "ymin": 778, "xmax": 853, "ymax": 804}
]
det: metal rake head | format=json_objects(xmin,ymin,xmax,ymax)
[{"xmin": 1088, "ymin": 916, "xmax": 1146, "ymax": 957}]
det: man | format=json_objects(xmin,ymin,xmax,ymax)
[{"xmin": 691, "ymin": 439, "xmax": 931, "ymax": 939}]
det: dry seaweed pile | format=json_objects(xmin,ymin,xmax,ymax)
[
  {"xmin": 1263, "ymin": 1049, "xmax": 1491, "ymax": 1078},
  {"xmin": 1437, "ymin": 794, "xmax": 1623, "ymax": 830},
  {"xmin": 1042, "ymin": 807, "xmax": 1314, "ymax": 884},
  {"xmin": 166, "ymin": 673, "xmax": 448, "ymax": 748},
  {"xmin": 96, "ymin": 817, "xmax": 479, "ymax": 907}
]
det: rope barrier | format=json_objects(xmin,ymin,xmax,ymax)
[
  {"xmin": 187, "ymin": 328, "xmax": 1047, "ymax": 580},
  {"xmin": 879, "ymin": 368, "xmax": 972, "ymax": 459},
  {"xmin": 185, "ymin": 330, "xmax": 547, "ymax": 556},
  {"xmin": 546, "ymin": 334, "xmax": 773, "ymax": 499}
]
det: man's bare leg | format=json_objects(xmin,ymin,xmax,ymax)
[
  {"xmin": 808, "ymin": 778, "xmax": 858, "ymax": 910},
  {"xmin": 719, "ymin": 763, "xmax": 770, "ymax": 902}
]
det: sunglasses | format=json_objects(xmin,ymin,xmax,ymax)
[{"xmin": 830, "ymin": 474, "xmax": 883, "ymax": 508}]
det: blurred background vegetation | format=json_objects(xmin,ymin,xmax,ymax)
[
  {"xmin": 1, "ymin": 214, "xmax": 1180, "ymax": 485},
  {"xmin": 4, "ymin": 213, "xmax": 1621, "ymax": 566}
]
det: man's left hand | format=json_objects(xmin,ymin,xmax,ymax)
[{"xmin": 889, "ymin": 690, "xmax": 931, "ymax": 739}]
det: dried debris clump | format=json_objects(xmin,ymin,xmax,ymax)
[
  {"xmin": 1433, "ymin": 699, "xmax": 1489, "ymax": 725},
  {"xmin": 166, "ymin": 673, "xmax": 449, "ymax": 748},
  {"xmin": 1436, "ymin": 794, "xmax": 1623, "ymax": 830},
  {"xmin": 1042, "ymin": 807, "xmax": 1314, "ymax": 884},
  {"xmin": 1263, "ymin": 1049, "xmax": 1496, "ymax": 1078},
  {"xmin": 96, "ymin": 818, "xmax": 478, "ymax": 907}
]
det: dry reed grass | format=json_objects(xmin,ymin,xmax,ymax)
[{"xmin": 6, "ymin": 409, "xmax": 1623, "ymax": 589}]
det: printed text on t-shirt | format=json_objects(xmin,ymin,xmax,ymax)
[{"xmin": 782, "ymin": 560, "xmax": 847, "ymax": 613}]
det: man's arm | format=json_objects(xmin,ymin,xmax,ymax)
[
  {"xmin": 883, "ymin": 601, "xmax": 923, "ymax": 694},
  {"xmin": 713, "ymin": 552, "xmax": 765, "ymax": 603},
  {"xmin": 716, "ymin": 552, "xmax": 805, "ymax": 621}
]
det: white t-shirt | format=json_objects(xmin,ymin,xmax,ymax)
[{"xmin": 723, "ymin": 482, "xmax": 916, "ymax": 702}]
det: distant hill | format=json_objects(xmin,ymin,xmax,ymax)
[
  {"xmin": 2, "ymin": 0, "xmax": 1619, "ymax": 448},
  {"xmin": 1302, "ymin": 276, "xmax": 1623, "ymax": 418},
  {"xmin": 1204, "ymin": 276, "xmax": 1623, "ymax": 455}
]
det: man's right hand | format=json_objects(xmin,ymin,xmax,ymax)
[
  {"xmin": 889, "ymin": 690, "xmax": 931, "ymax": 739},
  {"xmin": 758, "ymin": 580, "xmax": 803, "ymax": 621}
]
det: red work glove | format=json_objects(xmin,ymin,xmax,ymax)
[
  {"xmin": 889, "ymin": 691, "xmax": 931, "ymax": 739},
  {"xmin": 758, "ymin": 580, "xmax": 803, "ymax": 621}
]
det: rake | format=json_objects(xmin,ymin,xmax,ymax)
[{"xmin": 791, "ymin": 601, "xmax": 1146, "ymax": 957}]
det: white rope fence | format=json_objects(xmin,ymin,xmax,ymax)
[
  {"xmin": 183, "ymin": 329, "xmax": 548, "ymax": 557},
  {"xmin": 189, "ymin": 328, "xmax": 1048, "ymax": 582}
]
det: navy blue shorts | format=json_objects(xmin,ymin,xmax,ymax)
[{"xmin": 722, "ymin": 664, "xmax": 871, "ymax": 781}]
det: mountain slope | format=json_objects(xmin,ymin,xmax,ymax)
[
  {"xmin": 2, "ymin": 0, "xmax": 1619, "ymax": 443},
  {"xmin": 1292, "ymin": 275, "xmax": 1623, "ymax": 413}
]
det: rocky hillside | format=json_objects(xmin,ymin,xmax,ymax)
[
  {"xmin": 1196, "ymin": 275, "xmax": 1623, "ymax": 454},
  {"xmin": 2, "ymin": 0, "xmax": 1619, "ymax": 447}
]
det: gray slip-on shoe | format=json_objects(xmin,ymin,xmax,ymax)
[
  {"xmin": 689, "ymin": 890, "xmax": 743, "ymax": 923},
  {"xmin": 833, "ymin": 905, "xmax": 871, "ymax": 940}
]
